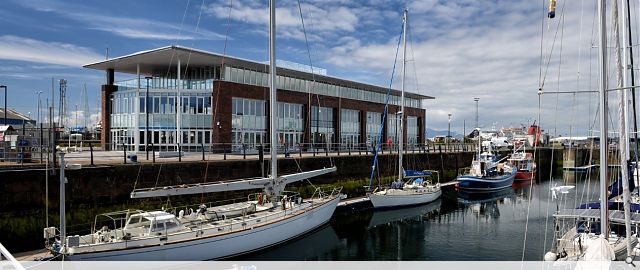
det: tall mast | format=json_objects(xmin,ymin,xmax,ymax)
[
  {"xmin": 597, "ymin": 0, "xmax": 609, "ymax": 238},
  {"xmin": 618, "ymin": 0, "xmax": 633, "ymax": 257},
  {"xmin": 269, "ymin": 0, "xmax": 278, "ymax": 185},
  {"xmin": 398, "ymin": 9, "xmax": 407, "ymax": 181}
]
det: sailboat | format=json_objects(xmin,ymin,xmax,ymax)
[
  {"xmin": 544, "ymin": 0, "xmax": 637, "ymax": 261},
  {"xmin": 42, "ymin": 0, "xmax": 341, "ymax": 260},
  {"xmin": 367, "ymin": 9, "xmax": 441, "ymax": 209}
]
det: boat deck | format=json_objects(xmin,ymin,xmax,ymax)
[{"xmin": 12, "ymin": 249, "xmax": 53, "ymax": 261}]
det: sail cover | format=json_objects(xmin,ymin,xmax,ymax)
[
  {"xmin": 583, "ymin": 235, "xmax": 615, "ymax": 261},
  {"xmin": 404, "ymin": 170, "xmax": 432, "ymax": 178},
  {"xmin": 608, "ymin": 164, "xmax": 637, "ymax": 199}
]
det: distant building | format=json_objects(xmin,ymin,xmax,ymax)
[
  {"xmin": 84, "ymin": 46, "xmax": 434, "ymax": 152},
  {"xmin": 0, "ymin": 108, "xmax": 35, "ymax": 126}
]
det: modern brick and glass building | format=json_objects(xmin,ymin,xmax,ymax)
[{"xmin": 84, "ymin": 46, "xmax": 433, "ymax": 152}]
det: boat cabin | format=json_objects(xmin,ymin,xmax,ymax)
[{"xmin": 124, "ymin": 211, "xmax": 184, "ymax": 236}]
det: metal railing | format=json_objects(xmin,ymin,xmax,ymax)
[{"xmin": 0, "ymin": 141, "xmax": 481, "ymax": 166}]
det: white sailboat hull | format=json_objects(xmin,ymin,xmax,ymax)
[
  {"xmin": 368, "ymin": 189, "xmax": 442, "ymax": 209},
  {"xmin": 66, "ymin": 197, "xmax": 340, "ymax": 261}
]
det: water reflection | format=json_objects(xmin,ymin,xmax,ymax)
[{"xmin": 238, "ymin": 179, "xmax": 564, "ymax": 261}]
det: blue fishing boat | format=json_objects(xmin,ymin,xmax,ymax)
[{"xmin": 456, "ymin": 150, "xmax": 517, "ymax": 192}]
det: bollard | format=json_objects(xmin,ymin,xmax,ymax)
[
  {"xmin": 259, "ymin": 144, "xmax": 264, "ymax": 177},
  {"xmin": 123, "ymin": 143, "xmax": 127, "ymax": 164},
  {"xmin": 224, "ymin": 144, "xmax": 227, "ymax": 160},
  {"xmin": 348, "ymin": 146, "xmax": 351, "ymax": 156},
  {"xmin": 243, "ymin": 144, "xmax": 247, "ymax": 159},
  {"xmin": 201, "ymin": 143, "xmax": 205, "ymax": 161},
  {"xmin": 152, "ymin": 144, "xmax": 156, "ymax": 163},
  {"xmin": 299, "ymin": 144, "xmax": 302, "ymax": 158},
  {"xmin": 89, "ymin": 143, "xmax": 94, "ymax": 166},
  {"xmin": 178, "ymin": 143, "xmax": 182, "ymax": 162}
]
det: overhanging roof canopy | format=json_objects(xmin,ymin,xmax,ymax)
[{"xmin": 84, "ymin": 46, "xmax": 434, "ymax": 100}]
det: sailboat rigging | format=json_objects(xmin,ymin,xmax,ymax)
[
  {"xmin": 42, "ymin": 0, "xmax": 341, "ymax": 261},
  {"xmin": 367, "ymin": 9, "xmax": 442, "ymax": 209},
  {"xmin": 545, "ymin": 0, "xmax": 637, "ymax": 261}
]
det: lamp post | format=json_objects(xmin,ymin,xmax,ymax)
[
  {"xmin": 474, "ymin": 97, "xmax": 480, "ymax": 129},
  {"xmin": 447, "ymin": 113, "xmax": 452, "ymax": 150},
  {"xmin": 0, "ymin": 85, "xmax": 7, "ymax": 125},
  {"xmin": 36, "ymin": 91, "xmax": 43, "ymax": 163},
  {"xmin": 145, "ymin": 77, "xmax": 152, "ymax": 160},
  {"xmin": 36, "ymin": 91, "xmax": 43, "ymax": 126}
]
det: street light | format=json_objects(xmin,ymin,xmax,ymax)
[
  {"xmin": 145, "ymin": 76, "xmax": 152, "ymax": 160},
  {"xmin": 35, "ymin": 91, "xmax": 43, "ymax": 126},
  {"xmin": 0, "ymin": 85, "xmax": 7, "ymax": 125},
  {"xmin": 36, "ymin": 91, "xmax": 43, "ymax": 163},
  {"xmin": 474, "ymin": 97, "xmax": 480, "ymax": 129},
  {"xmin": 447, "ymin": 113, "xmax": 452, "ymax": 149}
]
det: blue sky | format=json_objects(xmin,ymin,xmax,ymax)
[{"xmin": 0, "ymin": 0, "xmax": 621, "ymax": 137}]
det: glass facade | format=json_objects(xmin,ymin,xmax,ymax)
[
  {"xmin": 340, "ymin": 109, "xmax": 360, "ymax": 149},
  {"xmin": 107, "ymin": 57, "xmax": 425, "ymax": 152},
  {"xmin": 223, "ymin": 66, "xmax": 422, "ymax": 108},
  {"xmin": 366, "ymin": 112, "xmax": 382, "ymax": 146},
  {"xmin": 278, "ymin": 102, "xmax": 304, "ymax": 150},
  {"xmin": 231, "ymin": 97, "xmax": 266, "ymax": 152},
  {"xmin": 311, "ymin": 106, "xmax": 335, "ymax": 147},
  {"xmin": 387, "ymin": 113, "xmax": 400, "ymax": 145},
  {"xmin": 407, "ymin": 116, "xmax": 419, "ymax": 147},
  {"xmin": 110, "ymin": 89, "xmax": 212, "ymax": 151}
]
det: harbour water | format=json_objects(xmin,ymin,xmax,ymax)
[{"xmin": 237, "ymin": 177, "xmax": 600, "ymax": 261}]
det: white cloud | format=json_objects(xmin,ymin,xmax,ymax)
[
  {"xmin": 204, "ymin": 0, "xmax": 359, "ymax": 41},
  {"xmin": 318, "ymin": 0, "xmax": 608, "ymax": 136},
  {"xmin": 0, "ymin": 35, "xmax": 103, "ymax": 67},
  {"xmin": 15, "ymin": 0, "xmax": 226, "ymax": 40}
]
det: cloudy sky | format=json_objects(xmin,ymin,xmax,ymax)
[{"xmin": 0, "ymin": 0, "xmax": 634, "ymax": 137}]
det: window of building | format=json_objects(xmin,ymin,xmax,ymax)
[
  {"xmin": 232, "ymin": 97, "xmax": 267, "ymax": 152},
  {"xmin": 341, "ymin": 109, "xmax": 360, "ymax": 149},
  {"xmin": 407, "ymin": 116, "xmax": 419, "ymax": 147},
  {"xmin": 366, "ymin": 111, "xmax": 382, "ymax": 146},
  {"xmin": 311, "ymin": 106, "xmax": 334, "ymax": 147}
]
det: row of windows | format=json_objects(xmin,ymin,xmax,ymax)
[
  {"xmin": 138, "ymin": 96, "xmax": 212, "ymax": 115},
  {"xmin": 224, "ymin": 66, "xmax": 423, "ymax": 108},
  {"xmin": 110, "ymin": 129, "xmax": 212, "ymax": 151},
  {"xmin": 114, "ymin": 64, "xmax": 425, "ymax": 108}
]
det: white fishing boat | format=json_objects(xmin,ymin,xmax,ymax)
[
  {"xmin": 367, "ymin": 9, "xmax": 441, "ymax": 209},
  {"xmin": 42, "ymin": 1, "xmax": 341, "ymax": 260}
]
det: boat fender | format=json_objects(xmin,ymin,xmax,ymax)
[
  {"xmin": 297, "ymin": 197, "xmax": 302, "ymax": 205},
  {"xmin": 543, "ymin": 252, "xmax": 557, "ymax": 261},
  {"xmin": 548, "ymin": 0, "xmax": 557, "ymax": 18},
  {"xmin": 281, "ymin": 196, "xmax": 287, "ymax": 210},
  {"xmin": 178, "ymin": 210, "xmax": 184, "ymax": 219}
]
